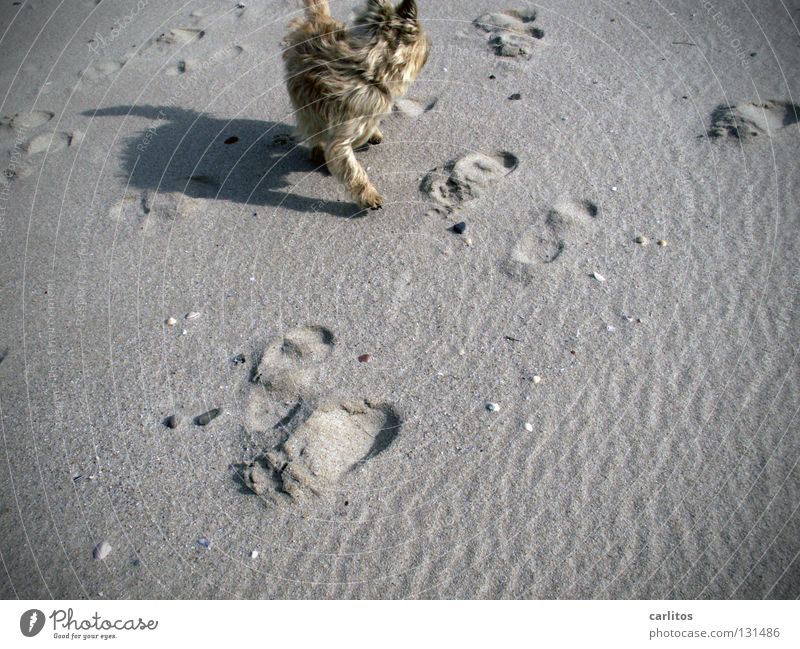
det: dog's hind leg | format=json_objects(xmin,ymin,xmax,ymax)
[
  {"xmin": 310, "ymin": 144, "xmax": 326, "ymax": 168},
  {"xmin": 325, "ymin": 125, "xmax": 383, "ymax": 210}
]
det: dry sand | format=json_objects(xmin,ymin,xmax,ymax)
[{"xmin": 0, "ymin": 0, "xmax": 798, "ymax": 599}]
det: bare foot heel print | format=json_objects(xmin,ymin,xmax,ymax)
[
  {"xmin": 504, "ymin": 198, "xmax": 599, "ymax": 281},
  {"xmin": 393, "ymin": 96, "xmax": 438, "ymax": 118},
  {"xmin": 242, "ymin": 399, "xmax": 402, "ymax": 500},
  {"xmin": 108, "ymin": 191, "xmax": 202, "ymax": 222},
  {"xmin": 24, "ymin": 130, "xmax": 84, "ymax": 156},
  {"xmin": 80, "ymin": 59, "xmax": 124, "ymax": 82}
]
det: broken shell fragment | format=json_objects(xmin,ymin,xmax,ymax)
[{"xmin": 93, "ymin": 541, "xmax": 112, "ymax": 560}]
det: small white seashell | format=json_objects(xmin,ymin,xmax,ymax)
[
  {"xmin": 486, "ymin": 402, "xmax": 500, "ymax": 412},
  {"xmin": 611, "ymin": 186, "xmax": 618, "ymax": 192},
  {"xmin": 464, "ymin": 237, "xmax": 473, "ymax": 246},
  {"xmin": 592, "ymin": 271, "xmax": 606, "ymax": 282},
  {"xmin": 635, "ymin": 235, "xmax": 648, "ymax": 245},
  {"xmin": 93, "ymin": 541, "xmax": 112, "ymax": 560},
  {"xmin": 524, "ymin": 422, "xmax": 534, "ymax": 432},
  {"xmin": 532, "ymin": 375, "xmax": 542, "ymax": 384},
  {"xmin": 165, "ymin": 317, "xmax": 177, "ymax": 326},
  {"xmin": 251, "ymin": 550, "xmax": 259, "ymax": 559},
  {"xmin": 657, "ymin": 239, "xmax": 668, "ymax": 247},
  {"xmin": 185, "ymin": 312, "xmax": 201, "ymax": 320}
]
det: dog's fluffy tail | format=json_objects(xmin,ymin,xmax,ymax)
[{"xmin": 303, "ymin": 0, "xmax": 331, "ymax": 18}]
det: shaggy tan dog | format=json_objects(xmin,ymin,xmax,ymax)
[{"xmin": 283, "ymin": 0, "xmax": 430, "ymax": 209}]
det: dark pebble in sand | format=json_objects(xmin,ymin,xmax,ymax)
[
  {"xmin": 232, "ymin": 353, "xmax": 246, "ymax": 365},
  {"xmin": 197, "ymin": 537, "xmax": 211, "ymax": 549},
  {"xmin": 164, "ymin": 415, "xmax": 181, "ymax": 429},
  {"xmin": 194, "ymin": 409, "xmax": 220, "ymax": 426},
  {"xmin": 224, "ymin": 136, "xmax": 239, "ymax": 145},
  {"xmin": 451, "ymin": 221, "xmax": 467, "ymax": 234},
  {"xmin": 509, "ymin": 93, "xmax": 522, "ymax": 100},
  {"xmin": 488, "ymin": 74, "xmax": 496, "ymax": 80},
  {"xmin": 358, "ymin": 354, "xmax": 372, "ymax": 363}
]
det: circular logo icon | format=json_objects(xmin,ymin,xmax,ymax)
[{"xmin": 20, "ymin": 609, "xmax": 45, "ymax": 637}]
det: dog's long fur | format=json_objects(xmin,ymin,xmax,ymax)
[{"xmin": 283, "ymin": 0, "xmax": 430, "ymax": 209}]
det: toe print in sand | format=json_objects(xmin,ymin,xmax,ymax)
[
  {"xmin": 707, "ymin": 100, "xmax": 799, "ymax": 140},
  {"xmin": 504, "ymin": 198, "xmax": 599, "ymax": 281},
  {"xmin": 242, "ymin": 399, "xmax": 401, "ymax": 500},
  {"xmin": 473, "ymin": 8, "xmax": 544, "ymax": 58},
  {"xmin": 253, "ymin": 325, "xmax": 335, "ymax": 400}
]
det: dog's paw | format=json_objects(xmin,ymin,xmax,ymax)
[
  {"xmin": 357, "ymin": 186, "xmax": 384, "ymax": 210},
  {"xmin": 368, "ymin": 129, "xmax": 384, "ymax": 145}
]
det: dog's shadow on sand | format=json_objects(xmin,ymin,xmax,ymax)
[{"xmin": 84, "ymin": 105, "xmax": 355, "ymax": 217}]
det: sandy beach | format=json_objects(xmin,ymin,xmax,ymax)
[{"xmin": 0, "ymin": 0, "xmax": 798, "ymax": 599}]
